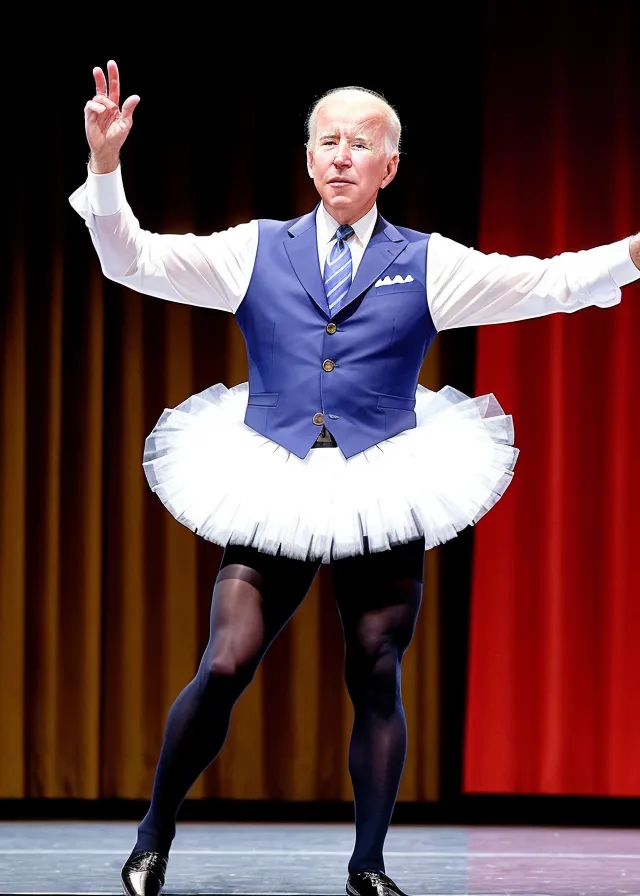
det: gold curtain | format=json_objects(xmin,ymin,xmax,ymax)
[{"xmin": 1, "ymin": 122, "xmax": 443, "ymax": 803}]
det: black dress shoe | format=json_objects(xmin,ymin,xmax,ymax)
[
  {"xmin": 347, "ymin": 870, "xmax": 410, "ymax": 896},
  {"xmin": 121, "ymin": 850, "xmax": 168, "ymax": 896}
]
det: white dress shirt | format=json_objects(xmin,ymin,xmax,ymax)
[{"xmin": 68, "ymin": 166, "xmax": 640, "ymax": 330}]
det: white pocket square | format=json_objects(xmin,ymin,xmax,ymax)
[{"xmin": 374, "ymin": 274, "xmax": 414, "ymax": 288}]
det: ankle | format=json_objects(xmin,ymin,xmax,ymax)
[{"xmin": 134, "ymin": 823, "xmax": 174, "ymax": 856}]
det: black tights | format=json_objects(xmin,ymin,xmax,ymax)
[{"xmin": 135, "ymin": 537, "xmax": 424, "ymax": 873}]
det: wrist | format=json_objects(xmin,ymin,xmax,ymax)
[
  {"xmin": 629, "ymin": 233, "xmax": 640, "ymax": 271},
  {"xmin": 88, "ymin": 152, "xmax": 120, "ymax": 175}
]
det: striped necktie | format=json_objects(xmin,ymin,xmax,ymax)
[{"xmin": 323, "ymin": 224, "xmax": 355, "ymax": 315}]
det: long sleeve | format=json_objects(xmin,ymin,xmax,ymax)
[
  {"xmin": 68, "ymin": 166, "xmax": 258, "ymax": 313},
  {"xmin": 426, "ymin": 231, "xmax": 640, "ymax": 331}
]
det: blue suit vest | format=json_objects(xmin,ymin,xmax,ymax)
[{"xmin": 234, "ymin": 208, "xmax": 437, "ymax": 459}]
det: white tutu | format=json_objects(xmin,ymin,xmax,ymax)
[{"xmin": 142, "ymin": 382, "xmax": 518, "ymax": 563}]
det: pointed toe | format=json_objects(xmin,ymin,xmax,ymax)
[
  {"xmin": 346, "ymin": 870, "xmax": 410, "ymax": 896},
  {"xmin": 121, "ymin": 850, "xmax": 168, "ymax": 896}
]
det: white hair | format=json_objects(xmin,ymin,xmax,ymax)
[{"xmin": 305, "ymin": 87, "xmax": 402, "ymax": 156}]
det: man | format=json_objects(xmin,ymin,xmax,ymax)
[{"xmin": 70, "ymin": 60, "xmax": 640, "ymax": 896}]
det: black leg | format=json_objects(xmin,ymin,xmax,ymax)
[
  {"xmin": 330, "ymin": 538, "xmax": 425, "ymax": 876},
  {"xmin": 134, "ymin": 544, "xmax": 321, "ymax": 854}
]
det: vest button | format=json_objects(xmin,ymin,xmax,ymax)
[
  {"xmin": 326, "ymin": 322, "xmax": 337, "ymax": 335},
  {"xmin": 313, "ymin": 413, "xmax": 325, "ymax": 425},
  {"xmin": 322, "ymin": 359, "xmax": 335, "ymax": 372}
]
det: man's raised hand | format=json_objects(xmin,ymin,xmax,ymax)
[{"xmin": 85, "ymin": 60, "xmax": 140, "ymax": 173}]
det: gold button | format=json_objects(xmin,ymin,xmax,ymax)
[
  {"xmin": 326, "ymin": 322, "xmax": 337, "ymax": 335},
  {"xmin": 322, "ymin": 359, "xmax": 335, "ymax": 372},
  {"xmin": 313, "ymin": 413, "xmax": 325, "ymax": 425}
]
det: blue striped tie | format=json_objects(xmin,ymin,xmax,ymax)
[{"xmin": 324, "ymin": 224, "xmax": 355, "ymax": 315}]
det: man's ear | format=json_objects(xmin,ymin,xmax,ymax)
[
  {"xmin": 306, "ymin": 148, "xmax": 315, "ymax": 179},
  {"xmin": 380, "ymin": 153, "xmax": 400, "ymax": 189}
]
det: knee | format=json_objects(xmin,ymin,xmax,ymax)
[
  {"xmin": 198, "ymin": 651, "xmax": 257, "ymax": 694},
  {"xmin": 345, "ymin": 643, "xmax": 401, "ymax": 717}
]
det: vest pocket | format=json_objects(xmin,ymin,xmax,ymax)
[
  {"xmin": 377, "ymin": 393, "xmax": 415, "ymax": 411},
  {"xmin": 247, "ymin": 392, "xmax": 279, "ymax": 407}
]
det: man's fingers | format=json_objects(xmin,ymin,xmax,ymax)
[
  {"xmin": 121, "ymin": 94, "xmax": 140, "ymax": 120},
  {"xmin": 107, "ymin": 59, "xmax": 120, "ymax": 108},
  {"xmin": 93, "ymin": 66, "xmax": 107, "ymax": 96},
  {"xmin": 92, "ymin": 61, "xmax": 129, "ymax": 116},
  {"xmin": 91, "ymin": 94, "xmax": 118, "ymax": 111},
  {"xmin": 85, "ymin": 100, "xmax": 107, "ymax": 114}
]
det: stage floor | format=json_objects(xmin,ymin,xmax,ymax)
[{"xmin": 0, "ymin": 821, "xmax": 638, "ymax": 896}]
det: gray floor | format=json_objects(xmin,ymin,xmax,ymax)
[{"xmin": 0, "ymin": 821, "xmax": 639, "ymax": 896}]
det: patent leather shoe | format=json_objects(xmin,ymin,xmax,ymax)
[
  {"xmin": 347, "ymin": 870, "xmax": 410, "ymax": 896},
  {"xmin": 121, "ymin": 850, "xmax": 168, "ymax": 896}
]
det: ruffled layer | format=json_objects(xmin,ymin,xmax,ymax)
[{"xmin": 143, "ymin": 382, "xmax": 518, "ymax": 563}]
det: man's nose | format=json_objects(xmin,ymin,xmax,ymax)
[{"xmin": 333, "ymin": 142, "xmax": 352, "ymax": 166}]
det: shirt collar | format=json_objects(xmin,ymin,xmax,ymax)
[{"xmin": 316, "ymin": 202, "xmax": 378, "ymax": 250}]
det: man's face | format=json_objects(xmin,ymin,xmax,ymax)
[{"xmin": 306, "ymin": 95, "xmax": 399, "ymax": 224}]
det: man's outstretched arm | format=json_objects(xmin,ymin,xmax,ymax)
[
  {"xmin": 427, "ymin": 232, "xmax": 640, "ymax": 331},
  {"xmin": 70, "ymin": 60, "xmax": 257, "ymax": 313}
]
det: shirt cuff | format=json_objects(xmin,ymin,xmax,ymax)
[
  {"xmin": 608, "ymin": 237, "xmax": 640, "ymax": 287},
  {"xmin": 86, "ymin": 164, "xmax": 126, "ymax": 216}
]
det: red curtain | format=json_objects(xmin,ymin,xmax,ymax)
[{"xmin": 464, "ymin": 5, "xmax": 640, "ymax": 794}]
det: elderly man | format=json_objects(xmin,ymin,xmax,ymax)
[{"xmin": 70, "ymin": 60, "xmax": 640, "ymax": 896}]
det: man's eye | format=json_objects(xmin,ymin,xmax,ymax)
[
  {"xmin": 353, "ymin": 143, "xmax": 367, "ymax": 149},
  {"xmin": 322, "ymin": 140, "xmax": 336, "ymax": 146}
]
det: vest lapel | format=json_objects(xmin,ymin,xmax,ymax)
[
  {"xmin": 337, "ymin": 215, "xmax": 406, "ymax": 317},
  {"xmin": 284, "ymin": 210, "xmax": 330, "ymax": 319}
]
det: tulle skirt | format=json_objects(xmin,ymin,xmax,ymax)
[{"xmin": 142, "ymin": 382, "xmax": 518, "ymax": 563}]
